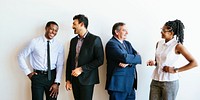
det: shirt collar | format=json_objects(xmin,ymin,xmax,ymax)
[
  {"xmin": 77, "ymin": 31, "xmax": 88, "ymax": 39},
  {"xmin": 42, "ymin": 35, "xmax": 54, "ymax": 43},
  {"xmin": 164, "ymin": 38, "xmax": 177, "ymax": 46},
  {"xmin": 114, "ymin": 36, "xmax": 124, "ymax": 44}
]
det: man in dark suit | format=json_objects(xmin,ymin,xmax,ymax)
[
  {"xmin": 65, "ymin": 14, "xmax": 104, "ymax": 100},
  {"xmin": 105, "ymin": 22, "xmax": 142, "ymax": 100}
]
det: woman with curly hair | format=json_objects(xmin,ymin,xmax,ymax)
[{"xmin": 147, "ymin": 19, "xmax": 198, "ymax": 100}]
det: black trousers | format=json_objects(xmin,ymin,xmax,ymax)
[
  {"xmin": 72, "ymin": 77, "xmax": 94, "ymax": 100},
  {"xmin": 31, "ymin": 70, "xmax": 56, "ymax": 100}
]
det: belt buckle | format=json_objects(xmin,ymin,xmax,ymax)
[{"xmin": 41, "ymin": 71, "xmax": 47, "ymax": 74}]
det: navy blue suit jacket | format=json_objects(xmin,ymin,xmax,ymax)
[{"xmin": 105, "ymin": 37, "xmax": 141, "ymax": 93}]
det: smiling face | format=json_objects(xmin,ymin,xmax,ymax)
[
  {"xmin": 72, "ymin": 19, "xmax": 83, "ymax": 35},
  {"xmin": 45, "ymin": 24, "xmax": 59, "ymax": 40},
  {"xmin": 115, "ymin": 25, "xmax": 128, "ymax": 41}
]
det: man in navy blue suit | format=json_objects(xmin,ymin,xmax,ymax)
[{"xmin": 105, "ymin": 22, "xmax": 142, "ymax": 100}]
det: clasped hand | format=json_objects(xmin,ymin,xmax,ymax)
[
  {"xmin": 119, "ymin": 62, "xmax": 129, "ymax": 68},
  {"xmin": 147, "ymin": 60, "xmax": 156, "ymax": 66},
  {"xmin": 71, "ymin": 67, "xmax": 83, "ymax": 77}
]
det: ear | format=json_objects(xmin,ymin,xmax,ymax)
[
  {"xmin": 45, "ymin": 27, "xmax": 48, "ymax": 31},
  {"xmin": 80, "ymin": 22, "xmax": 84, "ymax": 27},
  {"xmin": 170, "ymin": 31, "xmax": 174, "ymax": 36},
  {"xmin": 115, "ymin": 30, "xmax": 119, "ymax": 35}
]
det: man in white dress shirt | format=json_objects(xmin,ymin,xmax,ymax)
[{"xmin": 18, "ymin": 21, "xmax": 64, "ymax": 100}]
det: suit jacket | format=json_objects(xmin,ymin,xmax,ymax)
[
  {"xmin": 105, "ymin": 36, "xmax": 142, "ymax": 93},
  {"xmin": 66, "ymin": 32, "xmax": 104, "ymax": 85}
]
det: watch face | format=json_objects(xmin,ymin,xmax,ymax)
[
  {"xmin": 54, "ymin": 82, "xmax": 60, "ymax": 85},
  {"xmin": 175, "ymin": 68, "xmax": 179, "ymax": 73}
]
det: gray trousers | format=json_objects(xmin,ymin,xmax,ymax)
[{"xmin": 149, "ymin": 80, "xmax": 179, "ymax": 100}]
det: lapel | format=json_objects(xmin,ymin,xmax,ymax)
[
  {"xmin": 112, "ymin": 37, "xmax": 137, "ymax": 55},
  {"xmin": 112, "ymin": 37, "xmax": 128, "ymax": 53},
  {"xmin": 79, "ymin": 32, "xmax": 91, "ymax": 55},
  {"xmin": 71, "ymin": 37, "xmax": 78, "ymax": 57},
  {"xmin": 123, "ymin": 41, "xmax": 131, "ymax": 53}
]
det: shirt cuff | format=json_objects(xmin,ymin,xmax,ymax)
[{"xmin": 24, "ymin": 69, "xmax": 31, "ymax": 75}]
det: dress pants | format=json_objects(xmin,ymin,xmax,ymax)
[
  {"xmin": 149, "ymin": 80, "xmax": 179, "ymax": 100},
  {"xmin": 108, "ymin": 89, "xmax": 136, "ymax": 100},
  {"xmin": 31, "ymin": 70, "xmax": 56, "ymax": 100},
  {"xmin": 72, "ymin": 77, "xmax": 94, "ymax": 100}
]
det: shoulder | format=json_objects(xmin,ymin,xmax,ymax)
[
  {"xmin": 175, "ymin": 43, "xmax": 185, "ymax": 54},
  {"xmin": 106, "ymin": 38, "xmax": 120, "ymax": 47},
  {"xmin": 87, "ymin": 32, "xmax": 100, "ymax": 39},
  {"xmin": 29, "ymin": 36, "xmax": 42, "ymax": 45},
  {"xmin": 70, "ymin": 36, "xmax": 78, "ymax": 43},
  {"xmin": 175, "ymin": 43, "xmax": 184, "ymax": 49},
  {"xmin": 87, "ymin": 33, "xmax": 102, "ymax": 43},
  {"xmin": 32, "ymin": 36, "xmax": 41, "ymax": 41},
  {"xmin": 157, "ymin": 40, "xmax": 164, "ymax": 44},
  {"xmin": 72, "ymin": 35, "xmax": 78, "ymax": 40},
  {"xmin": 156, "ymin": 40, "xmax": 164, "ymax": 48},
  {"xmin": 124, "ymin": 40, "xmax": 131, "ymax": 44},
  {"xmin": 107, "ymin": 37, "xmax": 116, "ymax": 44}
]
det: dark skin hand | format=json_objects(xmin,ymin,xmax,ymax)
[
  {"xmin": 49, "ymin": 84, "xmax": 59, "ymax": 98},
  {"xmin": 27, "ymin": 72, "xmax": 37, "ymax": 79},
  {"xmin": 162, "ymin": 66, "xmax": 176, "ymax": 73}
]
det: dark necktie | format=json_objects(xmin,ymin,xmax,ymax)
[
  {"xmin": 47, "ymin": 41, "xmax": 51, "ymax": 80},
  {"xmin": 122, "ymin": 42, "xmax": 126, "ymax": 49}
]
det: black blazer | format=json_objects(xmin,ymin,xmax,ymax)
[{"xmin": 66, "ymin": 32, "xmax": 104, "ymax": 85}]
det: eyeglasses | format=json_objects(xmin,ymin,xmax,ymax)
[{"xmin": 161, "ymin": 28, "xmax": 172, "ymax": 33}]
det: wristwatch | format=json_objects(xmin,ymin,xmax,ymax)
[
  {"xmin": 54, "ymin": 82, "xmax": 60, "ymax": 86},
  {"xmin": 174, "ymin": 68, "xmax": 179, "ymax": 73}
]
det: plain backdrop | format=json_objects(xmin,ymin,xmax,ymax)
[{"xmin": 0, "ymin": 0, "xmax": 200, "ymax": 100}]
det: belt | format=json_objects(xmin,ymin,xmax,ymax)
[{"xmin": 34, "ymin": 69, "xmax": 56, "ymax": 74}]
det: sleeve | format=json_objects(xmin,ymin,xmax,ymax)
[
  {"xmin": 55, "ymin": 44, "xmax": 64, "ymax": 83},
  {"xmin": 106, "ymin": 41, "xmax": 141, "ymax": 65},
  {"xmin": 18, "ymin": 40, "xmax": 34, "ymax": 75},
  {"xmin": 66, "ymin": 41, "xmax": 72, "ymax": 82}
]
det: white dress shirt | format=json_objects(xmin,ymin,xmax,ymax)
[
  {"xmin": 152, "ymin": 38, "xmax": 180, "ymax": 81},
  {"xmin": 18, "ymin": 35, "xmax": 64, "ymax": 83}
]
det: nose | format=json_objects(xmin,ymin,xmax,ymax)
[
  {"xmin": 72, "ymin": 24, "xmax": 75, "ymax": 29},
  {"xmin": 126, "ymin": 31, "xmax": 128, "ymax": 34}
]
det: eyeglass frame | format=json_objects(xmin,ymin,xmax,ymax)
[{"xmin": 161, "ymin": 28, "xmax": 173, "ymax": 33}]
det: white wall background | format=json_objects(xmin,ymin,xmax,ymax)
[{"xmin": 0, "ymin": 0, "xmax": 200, "ymax": 100}]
